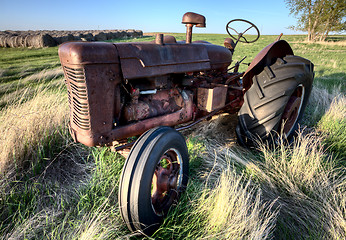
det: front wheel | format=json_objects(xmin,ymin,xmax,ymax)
[
  {"xmin": 118, "ymin": 127, "xmax": 189, "ymax": 235},
  {"xmin": 236, "ymin": 55, "xmax": 314, "ymax": 147}
]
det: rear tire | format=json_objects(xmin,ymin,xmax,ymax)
[
  {"xmin": 118, "ymin": 127, "xmax": 189, "ymax": 235},
  {"xmin": 237, "ymin": 55, "xmax": 314, "ymax": 147}
]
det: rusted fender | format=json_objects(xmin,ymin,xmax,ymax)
[{"xmin": 242, "ymin": 40, "xmax": 294, "ymax": 91}]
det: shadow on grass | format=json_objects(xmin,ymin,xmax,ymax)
[
  {"xmin": 325, "ymin": 35, "xmax": 346, "ymax": 42},
  {"xmin": 314, "ymin": 72, "xmax": 346, "ymax": 93}
]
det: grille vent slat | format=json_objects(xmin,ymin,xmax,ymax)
[{"xmin": 64, "ymin": 66, "xmax": 91, "ymax": 130}]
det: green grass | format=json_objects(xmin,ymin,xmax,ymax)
[{"xmin": 0, "ymin": 34, "xmax": 345, "ymax": 239}]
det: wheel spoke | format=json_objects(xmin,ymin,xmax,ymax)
[
  {"xmin": 226, "ymin": 19, "xmax": 260, "ymax": 43},
  {"xmin": 227, "ymin": 26, "xmax": 240, "ymax": 35},
  {"xmin": 243, "ymin": 25, "xmax": 254, "ymax": 35}
]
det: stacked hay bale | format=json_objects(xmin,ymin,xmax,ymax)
[
  {"xmin": 0, "ymin": 33, "xmax": 56, "ymax": 48},
  {"xmin": 0, "ymin": 29, "xmax": 143, "ymax": 48}
]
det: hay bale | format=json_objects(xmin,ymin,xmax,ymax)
[
  {"xmin": 94, "ymin": 32, "xmax": 107, "ymax": 41},
  {"xmin": 41, "ymin": 34, "xmax": 56, "ymax": 47},
  {"xmin": 0, "ymin": 35, "xmax": 7, "ymax": 47},
  {"xmin": 0, "ymin": 29, "xmax": 143, "ymax": 47},
  {"xmin": 55, "ymin": 34, "xmax": 74, "ymax": 44},
  {"xmin": 24, "ymin": 34, "xmax": 56, "ymax": 48},
  {"xmin": 8, "ymin": 36, "xmax": 17, "ymax": 48}
]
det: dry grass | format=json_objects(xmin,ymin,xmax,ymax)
[
  {"xmin": 197, "ymin": 129, "xmax": 345, "ymax": 239},
  {"xmin": 189, "ymin": 87, "xmax": 346, "ymax": 239},
  {"xmin": 292, "ymin": 40, "xmax": 346, "ymax": 46},
  {"xmin": 318, "ymin": 95, "xmax": 346, "ymax": 159},
  {"xmin": 259, "ymin": 131, "xmax": 346, "ymax": 239},
  {"xmin": 318, "ymin": 95, "xmax": 346, "ymax": 127},
  {"xmin": 23, "ymin": 68, "xmax": 63, "ymax": 84},
  {"xmin": 0, "ymin": 68, "xmax": 5, "ymax": 78},
  {"xmin": 303, "ymin": 86, "xmax": 341, "ymax": 126},
  {"xmin": 198, "ymin": 170, "xmax": 279, "ymax": 239},
  {"xmin": 0, "ymin": 86, "xmax": 68, "ymax": 175}
]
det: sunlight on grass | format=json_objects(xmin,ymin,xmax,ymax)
[
  {"xmin": 0, "ymin": 87, "xmax": 68, "ymax": 175},
  {"xmin": 318, "ymin": 96, "xmax": 346, "ymax": 160},
  {"xmin": 199, "ymin": 170, "xmax": 278, "ymax": 239},
  {"xmin": 0, "ymin": 34, "xmax": 345, "ymax": 239}
]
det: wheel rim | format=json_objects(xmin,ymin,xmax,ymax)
[
  {"xmin": 281, "ymin": 84, "xmax": 305, "ymax": 136},
  {"xmin": 151, "ymin": 148, "xmax": 183, "ymax": 216}
]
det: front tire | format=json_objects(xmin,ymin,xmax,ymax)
[
  {"xmin": 237, "ymin": 55, "xmax": 314, "ymax": 147},
  {"xmin": 118, "ymin": 127, "xmax": 189, "ymax": 235}
]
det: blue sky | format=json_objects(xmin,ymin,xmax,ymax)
[{"xmin": 0, "ymin": 0, "xmax": 303, "ymax": 35}]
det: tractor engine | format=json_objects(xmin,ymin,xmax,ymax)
[{"xmin": 59, "ymin": 38, "xmax": 243, "ymax": 147}]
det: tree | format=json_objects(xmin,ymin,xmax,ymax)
[{"xmin": 285, "ymin": 0, "xmax": 346, "ymax": 41}]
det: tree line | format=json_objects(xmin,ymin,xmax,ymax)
[{"xmin": 285, "ymin": 0, "xmax": 345, "ymax": 41}]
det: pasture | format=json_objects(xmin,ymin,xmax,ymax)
[{"xmin": 0, "ymin": 34, "xmax": 345, "ymax": 239}]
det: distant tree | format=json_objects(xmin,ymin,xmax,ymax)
[{"xmin": 285, "ymin": 0, "xmax": 346, "ymax": 41}]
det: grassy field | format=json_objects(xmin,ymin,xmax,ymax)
[{"xmin": 0, "ymin": 33, "xmax": 345, "ymax": 239}]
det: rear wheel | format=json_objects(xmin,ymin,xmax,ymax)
[
  {"xmin": 237, "ymin": 55, "xmax": 314, "ymax": 147},
  {"xmin": 118, "ymin": 127, "xmax": 189, "ymax": 235}
]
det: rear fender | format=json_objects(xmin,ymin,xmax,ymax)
[{"xmin": 242, "ymin": 40, "xmax": 293, "ymax": 91}]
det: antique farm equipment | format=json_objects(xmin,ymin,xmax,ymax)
[{"xmin": 58, "ymin": 12, "xmax": 314, "ymax": 235}]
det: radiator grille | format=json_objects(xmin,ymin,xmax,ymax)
[{"xmin": 64, "ymin": 66, "xmax": 90, "ymax": 130}]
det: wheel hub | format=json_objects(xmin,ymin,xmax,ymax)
[
  {"xmin": 151, "ymin": 150, "xmax": 181, "ymax": 215},
  {"xmin": 281, "ymin": 85, "xmax": 304, "ymax": 136}
]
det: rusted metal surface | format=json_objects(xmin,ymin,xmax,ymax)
[
  {"xmin": 224, "ymin": 38, "xmax": 236, "ymax": 52},
  {"xmin": 176, "ymin": 95, "xmax": 243, "ymax": 132},
  {"xmin": 59, "ymin": 12, "xmax": 295, "ymax": 151},
  {"xmin": 185, "ymin": 24, "xmax": 193, "ymax": 44},
  {"xmin": 115, "ymin": 42, "xmax": 211, "ymax": 79},
  {"xmin": 181, "ymin": 12, "xmax": 206, "ymax": 43},
  {"xmin": 122, "ymin": 89, "xmax": 183, "ymax": 122},
  {"xmin": 59, "ymin": 42, "xmax": 122, "ymax": 147},
  {"xmin": 59, "ymin": 38, "xmax": 232, "ymax": 148},
  {"xmin": 115, "ymin": 41, "xmax": 232, "ymax": 79},
  {"xmin": 203, "ymin": 43, "xmax": 233, "ymax": 70},
  {"xmin": 182, "ymin": 12, "xmax": 206, "ymax": 27},
  {"xmin": 242, "ymin": 40, "xmax": 293, "ymax": 91},
  {"xmin": 281, "ymin": 85, "xmax": 304, "ymax": 135},
  {"xmin": 155, "ymin": 34, "xmax": 164, "ymax": 45},
  {"xmin": 151, "ymin": 149, "xmax": 181, "ymax": 214},
  {"xmin": 150, "ymin": 35, "xmax": 177, "ymax": 44},
  {"xmin": 59, "ymin": 41, "xmax": 119, "ymax": 65}
]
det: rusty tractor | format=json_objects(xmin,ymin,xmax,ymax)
[{"xmin": 58, "ymin": 12, "xmax": 314, "ymax": 235}]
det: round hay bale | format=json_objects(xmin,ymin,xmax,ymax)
[
  {"xmin": 94, "ymin": 32, "xmax": 107, "ymax": 41},
  {"xmin": 24, "ymin": 34, "xmax": 55, "ymax": 48},
  {"xmin": 0, "ymin": 35, "xmax": 6, "ymax": 47},
  {"xmin": 24, "ymin": 35, "xmax": 36, "ymax": 47},
  {"xmin": 85, "ymin": 33, "xmax": 94, "ymax": 41},
  {"xmin": 14, "ymin": 36, "xmax": 22, "ymax": 47},
  {"xmin": 54, "ymin": 34, "xmax": 74, "ymax": 44},
  {"xmin": 4, "ymin": 36, "xmax": 13, "ymax": 47},
  {"xmin": 18, "ymin": 35, "xmax": 26, "ymax": 47},
  {"xmin": 41, "ymin": 34, "xmax": 56, "ymax": 47},
  {"xmin": 9, "ymin": 36, "xmax": 18, "ymax": 47},
  {"xmin": 118, "ymin": 30, "xmax": 127, "ymax": 39},
  {"xmin": 134, "ymin": 30, "xmax": 143, "ymax": 38}
]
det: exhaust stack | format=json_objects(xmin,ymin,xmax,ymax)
[{"xmin": 182, "ymin": 12, "xmax": 206, "ymax": 44}]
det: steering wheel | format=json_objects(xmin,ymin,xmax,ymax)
[{"xmin": 226, "ymin": 19, "xmax": 260, "ymax": 43}]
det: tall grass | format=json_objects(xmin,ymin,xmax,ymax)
[
  {"xmin": 318, "ymin": 96, "xmax": 346, "ymax": 160},
  {"xmin": 198, "ymin": 171, "xmax": 278, "ymax": 239},
  {"xmin": 0, "ymin": 85, "xmax": 68, "ymax": 174},
  {"xmin": 0, "ymin": 34, "xmax": 345, "ymax": 239}
]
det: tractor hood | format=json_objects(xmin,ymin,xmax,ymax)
[{"xmin": 114, "ymin": 40, "xmax": 232, "ymax": 79}]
